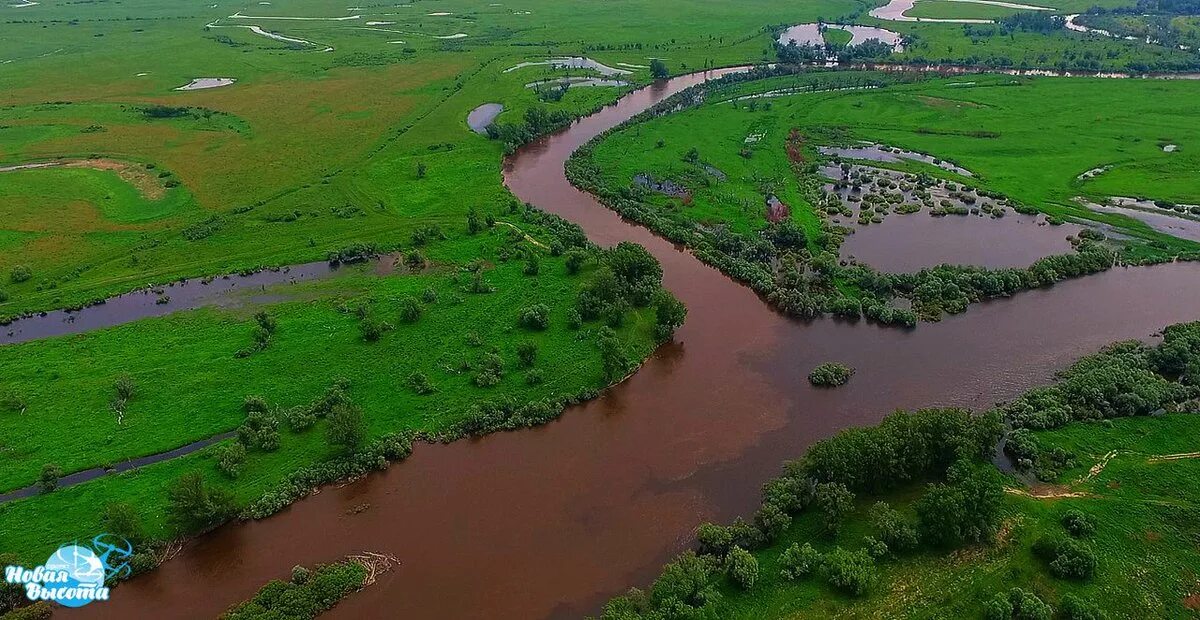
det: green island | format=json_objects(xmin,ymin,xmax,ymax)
[
  {"xmin": 1, "ymin": 0, "xmax": 1200, "ymax": 616},
  {"xmin": 597, "ymin": 322, "xmax": 1200, "ymax": 619}
]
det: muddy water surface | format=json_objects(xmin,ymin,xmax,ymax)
[{"xmin": 73, "ymin": 69, "xmax": 1200, "ymax": 620}]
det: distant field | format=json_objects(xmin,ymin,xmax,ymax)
[
  {"xmin": 587, "ymin": 73, "xmax": 1200, "ymax": 257},
  {"xmin": 903, "ymin": 0, "xmax": 1027, "ymax": 20}
]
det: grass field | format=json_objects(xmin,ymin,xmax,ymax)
[
  {"xmin": 4, "ymin": 0, "xmax": 1200, "ymax": 609},
  {"xmin": 0, "ymin": 220, "xmax": 664, "ymax": 563},
  {"xmin": 585, "ymin": 72, "xmax": 1200, "ymax": 265}
]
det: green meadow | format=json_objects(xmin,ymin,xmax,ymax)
[{"xmin": 586, "ymin": 72, "xmax": 1200, "ymax": 262}]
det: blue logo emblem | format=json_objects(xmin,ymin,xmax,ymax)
[{"xmin": 3, "ymin": 535, "xmax": 133, "ymax": 608}]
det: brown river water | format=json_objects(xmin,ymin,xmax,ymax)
[{"xmin": 72, "ymin": 69, "xmax": 1200, "ymax": 619}]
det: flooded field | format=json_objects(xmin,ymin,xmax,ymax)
[
  {"xmin": 68, "ymin": 69, "xmax": 1200, "ymax": 620},
  {"xmin": 778, "ymin": 23, "xmax": 904, "ymax": 50},
  {"xmin": 1080, "ymin": 197, "xmax": 1200, "ymax": 242}
]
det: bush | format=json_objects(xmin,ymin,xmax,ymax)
[
  {"xmin": 648, "ymin": 552, "xmax": 720, "ymax": 614},
  {"xmin": 815, "ymin": 481, "xmax": 855, "ymax": 537},
  {"xmin": 409, "ymin": 371, "xmax": 437, "ymax": 395},
  {"xmin": 237, "ymin": 410, "xmax": 281, "ymax": 452},
  {"xmin": 421, "ymin": 287, "xmax": 438, "ymax": 304},
  {"xmin": 1061, "ymin": 509, "xmax": 1096, "ymax": 538},
  {"xmin": 398, "ymin": 295, "xmax": 422, "ymax": 323},
  {"xmin": 326, "ymin": 402, "xmax": 367, "ymax": 454},
  {"xmin": 779, "ymin": 542, "xmax": 821, "ymax": 580},
  {"xmin": 1059, "ymin": 594, "xmax": 1104, "ymax": 620},
  {"xmin": 1033, "ymin": 535, "xmax": 1096, "ymax": 580},
  {"xmin": 217, "ymin": 442, "xmax": 247, "ymax": 479},
  {"xmin": 808, "ymin": 362, "xmax": 855, "ymax": 387},
  {"xmin": 517, "ymin": 341, "xmax": 538, "ymax": 367},
  {"xmin": 166, "ymin": 472, "xmax": 235, "ymax": 534},
  {"xmin": 565, "ymin": 249, "xmax": 587, "ymax": 275},
  {"xmin": 38, "ymin": 463, "xmax": 62, "ymax": 493},
  {"xmin": 598, "ymin": 327, "xmax": 630, "ymax": 381},
  {"xmin": 820, "ymin": 547, "xmax": 875, "ymax": 596},
  {"xmin": 223, "ymin": 560, "xmax": 368, "ymax": 620},
  {"xmin": 100, "ymin": 502, "xmax": 146, "ymax": 546},
  {"xmin": 725, "ymin": 547, "xmax": 759, "ymax": 590},
  {"xmin": 525, "ymin": 369, "xmax": 544, "ymax": 385},
  {"xmin": 518, "ymin": 304, "xmax": 551, "ymax": 330},
  {"xmin": 984, "ymin": 587, "xmax": 1052, "ymax": 620},
  {"xmin": 870, "ymin": 502, "xmax": 919, "ymax": 554},
  {"xmin": 9, "ymin": 265, "xmax": 32, "ymax": 284}
]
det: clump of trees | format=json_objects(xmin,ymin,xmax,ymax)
[
  {"xmin": 222, "ymin": 559, "xmax": 368, "ymax": 620},
  {"xmin": 808, "ymin": 362, "xmax": 855, "ymax": 387},
  {"xmin": 600, "ymin": 408, "xmax": 1004, "ymax": 618},
  {"xmin": 488, "ymin": 106, "xmax": 575, "ymax": 152}
]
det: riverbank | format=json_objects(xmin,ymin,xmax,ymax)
[{"xmin": 57, "ymin": 67, "xmax": 1200, "ymax": 620}]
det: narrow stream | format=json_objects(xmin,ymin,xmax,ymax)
[{"xmin": 72, "ymin": 70, "xmax": 1200, "ymax": 620}]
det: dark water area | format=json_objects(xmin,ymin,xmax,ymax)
[
  {"xmin": 840, "ymin": 212, "xmax": 1082, "ymax": 272},
  {"xmin": 0, "ymin": 263, "xmax": 338, "ymax": 346},
  {"xmin": 70, "ymin": 69, "xmax": 1200, "ymax": 620}
]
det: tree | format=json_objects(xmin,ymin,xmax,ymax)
[
  {"xmin": 820, "ymin": 547, "xmax": 875, "ymax": 596},
  {"xmin": 779, "ymin": 542, "xmax": 822, "ymax": 580},
  {"xmin": 984, "ymin": 588, "xmax": 1052, "ymax": 620},
  {"xmin": 519, "ymin": 304, "xmax": 551, "ymax": 330},
  {"xmin": 815, "ymin": 481, "xmax": 855, "ymax": 537},
  {"xmin": 653, "ymin": 290, "xmax": 687, "ymax": 341},
  {"xmin": 38, "ymin": 463, "xmax": 62, "ymax": 493},
  {"xmin": 649, "ymin": 552, "xmax": 719, "ymax": 612},
  {"xmin": 1061, "ymin": 509, "xmax": 1096, "ymax": 538},
  {"xmin": 101, "ymin": 502, "xmax": 146, "ymax": 546},
  {"xmin": 649, "ymin": 58, "xmax": 669, "ymax": 79},
  {"xmin": 1033, "ymin": 535, "xmax": 1096, "ymax": 580},
  {"xmin": 565, "ymin": 249, "xmax": 587, "ymax": 275},
  {"xmin": 398, "ymin": 295, "xmax": 422, "ymax": 323},
  {"xmin": 217, "ymin": 442, "xmax": 247, "ymax": 479},
  {"xmin": 166, "ymin": 472, "xmax": 235, "ymax": 534},
  {"xmin": 1059, "ymin": 594, "xmax": 1104, "ymax": 620},
  {"xmin": 467, "ymin": 206, "xmax": 484, "ymax": 234},
  {"xmin": 598, "ymin": 327, "xmax": 629, "ymax": 381},
  {"xmin": 917, "ymin": 460, "xmax": 1005, "ymax": 547},
  {"xmin": 326, "ymin": 402, "xmax": 366, "ymax": 454},
  {"xmin": 725, "ymin": 547, "xmax": 758, "ymax": 590},
  {"xmin": 869, "ymin": 501, "xmax": 919, "ymax": 553},
  {"xmin": 9, "ymin": 265, "xmax": 32, "ymax": 284},
  {"xmin": 416, "ymin": 161, "xmax": 427, "ymax": 179}
]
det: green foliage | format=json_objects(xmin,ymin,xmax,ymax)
[
  {"xmin": 237, "ymin": 410, "xmax": 281, "ymax": 452},
  {"xmin": 408, "ymin": 371, "xmax": 436, "ymax": 395},
  {"xmin": 325, "ymin": 402, "xmax": 366, "ymax": 455},
  {"xmin": 217, "ymin": 442, "xmax": 247, "ymax": 479},
  {"xmin": 1060, "ymin": 509, "xmax": 1096, "ymax": 538},
  {"xmin": 1032, "ymin": 535, "xmax": 1097, "ymax": 581},
  {"xmin": 778, "ymin": 542, "xmax": 821, "ymax": 581},
  {"xmin": 819, "ymin": 547, "xmax": 876, "ymax": 597},
  {"xmin": 598, "ymin": 326, "xmax": 630, "ymax": 381},
  {"xmin": 518, "ymin": 304, "xmax": 551, "ymax": 330},
  {"xmin": 915, "ymin": 460, "xmax": 1005, "ymax": 548},
  {"xmin": 37, "ymin": 464, "xmax": 61, "ymax": 493},
  {"xmin": 166, "ymin": 471, "xmax": 234, "ymax": 534},
  {"xmin": 222, "ymin": 560, "xmax": 366, "ymax": 620},
  {"xmin": 1059, "ymin": 594, "xmax": 1105, "ymax": 620},
  {"xmin": 807, "ymin": 362, "xmax": 854, "ymax": 387},
  {"xmin": 650, "ymin": 58, "xmax": 669, "ymax": 79},
  {"xmin": 869, "ymin": 501, "xmax": 919, "ymax": 554},
  {"xmin": 517, "ymin": 341, "xmax": 538, "ymax": 368},
  {"xmin": 100, "ymin": 502, "xmax": 145, "ymax": 546},
  {"xmin": 397, "ymin": 295, "xmax": 422, "ymax": 323},
  {"xmin": 9, "ymin": 265, "xmax": 31, "ymax": 284},
  {"xmin": 983, "ymin": 588, "xmax": 1052, "ymax": 620},
  {"xmin": 814, "ymin": 482, "xmax": 854, "ymax": 538},
  {"xmin": 725, "ymin": 546, "xmax": 759, "ymax": 590}
]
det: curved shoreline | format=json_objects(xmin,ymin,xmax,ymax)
[{"xmin": 60, "ymin": 67, "xmax": 1200, "ymax": 620}]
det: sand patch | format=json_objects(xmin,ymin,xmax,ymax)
[{"xmin": 1, "ymin": 158, "xmax": 169, "ymax": 200}]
